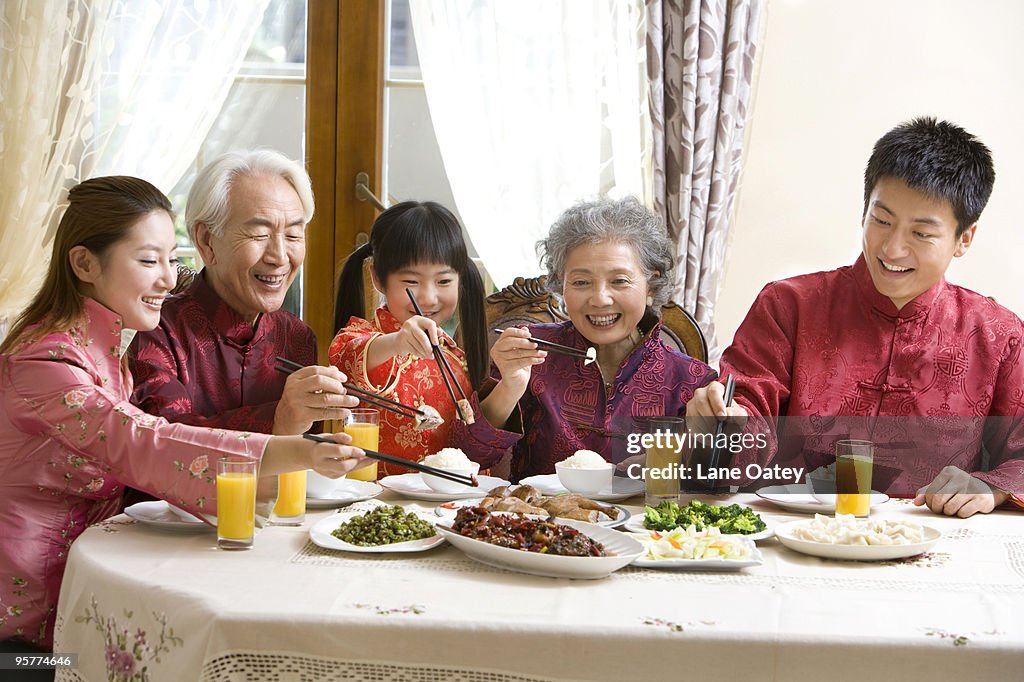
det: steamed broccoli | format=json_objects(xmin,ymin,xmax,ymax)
[{"xmin": 642, "ymin": 500, "xmax": 766, "ymax": 534}]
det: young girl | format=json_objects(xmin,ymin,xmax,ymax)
[
  {"xmin": 0, "ymin": 177, "xmax": 366, "ymax": 650},
  {"xmin": 330, "ymin": 201, "xmax": 489, "ymax": 475}
]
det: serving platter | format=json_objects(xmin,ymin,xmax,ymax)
[
  {"xmin": 623, "ymin": 514, "xmax": 775, "ymax": 541},
  {"xmin": 435, "ymin": 498, "xmax": 630, "ymax": 529},
  {"xmin": 309, "ymin": 507, "xmax": 445, "ymax": 553},
  {"xmin": 435, "ymin": 516, "xmax": 643, "ymax": 579},
  {"xmin": 774, "ymin": 519, "xmax": 941, "ymax": 561},
  {"xmin": 379, "ymin": 473, "xmax": 510, "ymax": 501}
]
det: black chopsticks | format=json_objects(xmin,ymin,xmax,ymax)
[
  {"xmin": 405, "ymin": 288, "xmax": 473, "ymax": 423},
  {"xmin": 492, "ymin": 328, "xmax": 596, "ymax": 364},
  {"xmin": 302, "ymin": 433, "xmax": 478, "ymax": 487},
  {"xmin": 274, "ymin": 356, "xmax": 426, "ymax": 420},
  {"xmin": 707, "ymin": 374, "xmax": 736, "ymax": 470}
]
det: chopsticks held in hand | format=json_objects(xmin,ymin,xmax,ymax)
[
  {"xmin": 302, "ymin": 433, "xmax": 478, "ymax": 487},
  {"xmin": 405, "ymin": 288, "xmax": 473, "ymax": 424},
  {"xmin": 274, "ymin": 356, "xmax": 426, "ymax": 420},
  {"xmin": 492, "ymin": 328, "xmax": 596, "ymax": 365},
  {"xmin": 707, "ymin": 374, "xmax": 736, "ymax": 471}
]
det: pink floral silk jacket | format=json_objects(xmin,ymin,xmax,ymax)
[{"xmin": 0, "ymin": 299, "xmax": 270, "ymax": 647}]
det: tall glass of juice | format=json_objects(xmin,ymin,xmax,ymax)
[
  {"xmin": 217, "ymin": 459, "xmax": 257, "ymax": 549},
  {"xmin": 345, "ymin": 408, "xmax": 380, "ymax": 481},
  {"xmin": 835, "ymin": 439, "xmax": 873, "ymax": 517},
  {"xmin": 271, "ymin": 470, "xmax": 307, "ymax": 526},
  {"xmin": 641, "ymin": 416, "xmax": 687, "ymax": 507}
]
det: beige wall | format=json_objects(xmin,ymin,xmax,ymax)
[{"xmin": 717, "ymin": 0, "xmax": 1024, "ymax": 353}]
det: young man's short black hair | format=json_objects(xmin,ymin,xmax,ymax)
[{"xmin": 864, "ymin": 117, "xmax": 995, "ymax": 236}]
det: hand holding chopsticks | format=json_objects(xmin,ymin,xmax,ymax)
[
  {"xmin": 492, "ymin": 328, "xmax": 597, "ymax": 365},
  {"xmin": 274, "ymin": 356, "xmax": 427, "ymax": 421},
  {"xmin": 302, "ymin": 433, "xmax": 478, "ymax": 487},
  {"xmin": 405, "ymin": 288, "xmax": 474, "ymax": 424}
]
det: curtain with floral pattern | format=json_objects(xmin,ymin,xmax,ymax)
[{"xmin": 645, "ymin": 0, "xmax": 763, "ymax": 362}]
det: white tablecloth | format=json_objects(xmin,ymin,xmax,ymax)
[{"xmin": 53, "ymin": 493, "xmax": 1024, "ymax": 681}]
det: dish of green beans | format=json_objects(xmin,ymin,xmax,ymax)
[{"xmin": 330, "ymin": 505, "xmax": 437, "ymax": 546}]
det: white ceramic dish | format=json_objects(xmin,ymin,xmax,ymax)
[
  {"xmin": 435, "ymin": 516, "xmax": 643, "ymax": 579},
  {"xmin": 555, "ymin": 462, "xmax": 615, "ymax": 496},
  {"xmin": 629, "ymin": 530, "xmax": 764, "ymax": 570},
  {"xmin": 434, "ymin": 498, "xmax": 631, "ymax": 529},
  {"xmin": 309, "ymin": 508, "xmax": 445, "ymax": 553},
  {"xmin": 379, "ymin": 473, "xmax": 510, "ymax": 501},
  {"xmin": 421, "ymin": 462, "xmax": 481, "ymax": 494},
  {"xmin": 518, "ymin": 474, "xmax": 644, "ymax": 502},
  {"xmin": 774, "ymin": 519, "xmax": 942, "ymax": 561},
  {"xmin": 623, "ymin": 513, "xmax": 775, "ymax": 542},
  {"xmin": 305, "ymin": 479, "xmax": 384, "ymax": 509},
  {"xmin": 755, "ymin": 484, "xmax": 889, "ymax": 514},
  {"xmin": 125, "ymin": 501, "xmax": 213, "ymax": 531}
]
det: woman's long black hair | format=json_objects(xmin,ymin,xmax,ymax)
[{"xmin": 333, "ymin": 201, "xmax": 489, "ymax": 391}]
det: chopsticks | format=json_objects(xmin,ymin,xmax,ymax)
[
  {"xmin": 707, "ymin": 374, "xmax": 736, "ymax": 470},
  {"xmin": 302, "ymin": 433, "xmax": 478, "ymax": 487},
  {"xmin": 274, "ymin": 356, "xmax": 426, "ymax": 420},
  {"xmin": 405, "ymin": 288, "xmax": 473, "ymax": 423},
  {"xmin": 492, "ymin": 328, "xmax": 596, "ymax": 364}
]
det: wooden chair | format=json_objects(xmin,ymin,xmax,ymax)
[{"xmin": 485, "ymin": 275, "xmax": 708, "ymax": 363}]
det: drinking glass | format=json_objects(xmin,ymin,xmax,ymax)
[
  {"xmin": 835, "ymin": 439, "xmax": 874, "ymax": 517},
  {"xmin": 271, "ymin": 470, "xmax": 307, "ymax": 526},
  {"xmin": 641, "ymin": 416, "xmax": 687, "ymax": 507},
  {"xmin": 217, "ymin": 459, "xmax": 257, "ymax": 550},
  {"xmin": 344, "ymin": 409, "xmax": 380, "ymax": 481}
]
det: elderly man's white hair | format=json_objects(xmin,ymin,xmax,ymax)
[{"xmin": 185, "ymin": 150, "xmax": 315, "ymax": 244}]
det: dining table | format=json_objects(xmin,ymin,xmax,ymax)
[{"xmin": 52, "ymin": 488, "xmax": 1024, "ymax": 682}]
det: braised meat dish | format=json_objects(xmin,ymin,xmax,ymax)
[{"xmin": 451, "ymin": 506, "xmax": 611, "ymax": 557}]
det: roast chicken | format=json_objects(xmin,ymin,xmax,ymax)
[{"xmin": 477, "ymin": 485, "xmax": 620, "ymax": 523}]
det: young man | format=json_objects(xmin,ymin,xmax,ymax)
[{"xmin": 689, "ymin": 117, "xmax": 1024, "ymax": 517}]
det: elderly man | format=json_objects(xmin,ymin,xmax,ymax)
[
  {"xmin": 130, "ymin": 150, "xmax": 355, "ymax": 434},
  {"xmin": 688, "ymin": 117, "xmax": 1024, "ymax": 518}
]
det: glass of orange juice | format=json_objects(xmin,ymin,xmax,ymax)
[
  {"xmin": 345, "ymin": 409, "xmax": 380, "ymax": 481},
  {"xmin": 217, "ymin": 459, "xmax": 257, "ymax": 549},
  {"xmin": 835, "ymin": 439, "xmax": 873, "ymax": 517},
  {"xmin": 271, "ymin": 470, "xmax": 307, "ymax": 526}
]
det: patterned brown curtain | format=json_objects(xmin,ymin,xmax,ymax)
[{"xmin": 646, "ymin": 0, "xmax": 763, "ymax": 361}]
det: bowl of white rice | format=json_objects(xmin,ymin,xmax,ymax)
[
  {"xmin": 420, "ymin": 448, "xmax": 480, "ymax": 493},
  {"xmin": 555, "ymin": 450, "xmax": 613, "ymax": 495}
]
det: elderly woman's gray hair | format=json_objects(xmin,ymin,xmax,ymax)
[
  {"xmin": 185, "ymin": 150, "xmax": 315, "ymax": 245},
  {"xmin": 538, "ymin": 196, "xmax": 674, "ymax": 308}
]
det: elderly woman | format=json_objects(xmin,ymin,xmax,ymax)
[{"xmin": 451, "ymin": 196, "xmax": 716, "ymax": 481}]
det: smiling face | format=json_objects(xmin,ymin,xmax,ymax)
[
  {"xmin": 861, "ymin": 176, "xmax": 975, "ymax": 310},
  {"xmin": 560, "ymin": 240, "xmax": 652, "ymax": 349},
  {"xmin": 196, "ymin": 173, "xmax": 306, "ymax": 323},
  {"xmin": 376, "ymin": 262, "xmax": 460, "ymax": 326},
  {"xmin": 75, "ymin": 211, "xmax": 178, "ymax": 331}
]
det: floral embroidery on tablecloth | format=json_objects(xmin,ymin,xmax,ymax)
[
  {"xmin": 350, "ymin": 603, "xmax": 426, "ymax": 616},
  {"xmin": 76, "ymin": 595, "xmax": 183, "ymax": 681},
  {"xmin": 640, "ymin": 617, "xmax": 716, "ymax": 633}
]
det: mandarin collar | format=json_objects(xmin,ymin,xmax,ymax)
[
  {"xmin": 184, "ymin": 269, "xmax": 267, "ymax": 347},
  {"xmin": 851, "ymin": 254, "xmax": 946, "ymax": 320},
  {"xmin": 373, "ymin": 305, "xmax": 458, "ymax": 349},
  {"xmin": 78, "ymin": 297, "xmax": 131, "ymax": 369}
]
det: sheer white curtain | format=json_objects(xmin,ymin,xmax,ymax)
[
  {"xmin": 0, "ymin": 0, "xmax": 115, "ymax": 323},
  {"xmin": 408, "ymin": 0, "xmax": 650, "ymax": 288},
  {"xmin": 0, "ymin": 0, "xmax": 268, "ymax": 337},
  {"xmin": 84, "ymin": 0, "xmax": 270, "ymax": 193}
]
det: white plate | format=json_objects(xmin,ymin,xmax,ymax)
[
  {"xmin": 435, "ymin": 516, "xmax": 643, "ymax": 579},
  {"xmin": 379, "ymin": 473, "xmax": 510, "ymax": 501},
  {"xmin": 306, "ymin": 479, "xmax": 384, "ymax": 509},
  {"xmin": 124, "ymin": 501, "xmax": 214, "ymax": 532},
  {"xmin": 435, "ymin": 498, "xmax": 630, "ymax": 529},
  {"xmin": 518, "ymin": 474, "xmax": 644, "ymax": 502},
  {"xmin": 623, "ymin": 513, "xmax": 775, "ymax": 541},
  {"xmin": 309, "ymin": 507, "xmax": 445, "ymax": 553},
  {"xmin": 755, "ymin": 484, "xmax": 889, "ymax": 514},
  {"xmin": 629, "ymin": 531, "xmax": 764, "ymax": 570},
  {"xmin": 774, "ymin": 519, "xmax": 942, "ymax": 561}
]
